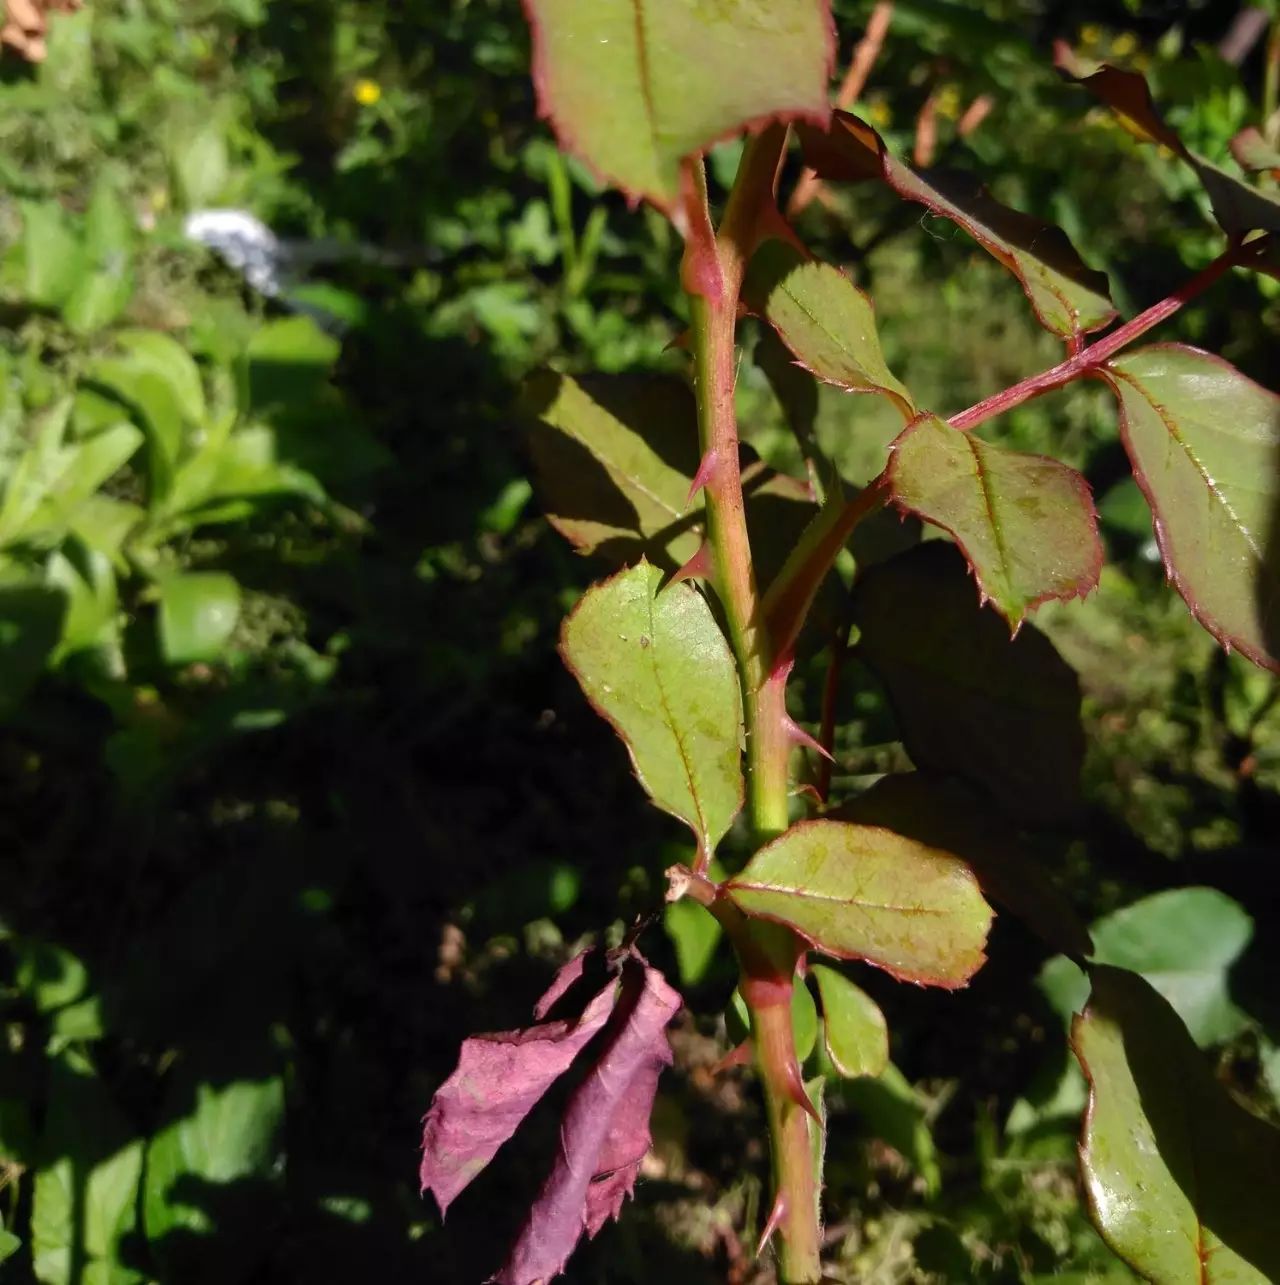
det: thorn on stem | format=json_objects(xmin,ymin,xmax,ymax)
[
  {"xmin": 686, "ymin": 449, "xmax": 719, "ymax": 506},
  {"xmin": 712, "ymin": 1039, "xmax": 754, "ymax": 1075},
  {"xmin": 756, "ymin": 1191, "xmax": 788, "ymax": 1258},
  {"xmin": 670, "ymin": 540, "xmax": 713, "ymax": 586},
  {"xmin": 783, "ymin": 716, "xmax": 834, "ymax": 763}
]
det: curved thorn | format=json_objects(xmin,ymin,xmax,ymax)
[
  {"xmin": 783, "ymin": 716, "xmax": 834, "ymax": 763},
  {"xmin": 712, "ymin": 1039, "xmax": 754, "ymax": 1075},
  {"xmin": 669, "ymin": 540, "xmax": 713, "ymax": 586},
  {"xmin": 756, "ymin": 1190, "xmax": 788, "ymax": 1258},
  {"xmin": 686, "ymin": 449, "xmax": 719, "ymax": 506}
]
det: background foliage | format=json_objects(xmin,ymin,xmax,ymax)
[{"xmin": 0, "ymin": 1, "xmax": 1276, "ymax": 1281}]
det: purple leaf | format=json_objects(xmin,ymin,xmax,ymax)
[
  {"xmin": 420, "ymin": 955, "xmax": 619, "ymax": 1216},
  {"xmin": 495, "ymin": 959, "xmax": 681, "ymax": 1285}
]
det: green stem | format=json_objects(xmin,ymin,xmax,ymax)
[{"xmin": 683, "ymin": 128, "xmax": 823, "ymax": 1284}]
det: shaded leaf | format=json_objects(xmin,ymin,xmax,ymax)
[
  {"xmin": 841, "ymin": 1062, "xmax": 940, "ymax": 1196},
  {"xmin": 742, "ymin": 238, "xmax": 914, "ymax": 417},
  {"xmin": 852, "ymin": 543, "xmax": 1085, "ymax": 826},
  {"xmin": 810, "ymin": 964, "xmax": 888, "ymax": 1079},
  {"xmin": 0, "ymin": 583, "xmax": 65, "ymax": 718},
  {"xmin": 420, "ymin": 955, "xmax": 621, "ymax": 1216},
  {"xmin": 842, "ymin": 773, "xmax": 1092, "ymax": 958},
  {"xmin": 1073, "ymin": 966, "xmax": 1280, "ymax": 1283},
  {"xmin": 561, "ymin": 561, "xmax": 742, "ymax": 856},
  {"xmin": 796, "ymin": 111, "xmax": 1115, "ymax": 339},
  {"xmin": 1103, "ymin": 344, "xmax": 1280, "ymax": 671},
  {"xmin": 724, "ymin": 819, "xmax": 993, "ymax": 988},
  {"xmin": 887, "ymin": 414, "xmax": 1102, "ymax": 628},
  {"xmin": 1231, "ymin": 127, "xmax": 1280, "ymax": 178},
  {"xmin": 495, "ymin": 959, "xmax": 681, "ymax": 1285},
  {"xmin": 1040, "ymin": 887, "xmax": 1253, "ymax": 1048},
  {"xmin": 158, "ymin": 572, "xmax": 241, "ymax": 666},
  {"xmin": 524, "ymin": 0, "xmax": 834, "ymax": 210}
]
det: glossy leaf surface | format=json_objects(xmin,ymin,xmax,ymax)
[
  {"xmin": 843, "ymin": 773, "xmax": 1091, "ymax": 958},
  {"xmin": 887, "ymin": 414, "xmax": 1102, "ymax": 628},
  {"xmin": 725, "ymin": 819, "xmax": 993, "ymax": 988},
  {"xmin": 742, "ymin": 239, "xmax": 914, "ymax": 416},
  {"xmin": 1105, "ymin": 344, "xmax": 1280, "ymax": 671},
  {"xmin": 158, "ymin": 572, "xmax": 242, "ymax": 666},
  {"xmin": 810, "ymin": 964, "xmax": 888, "ymax": 1078},
  {"xmin": 561, "ymin": 561, "xmax": 743, "ymax": 855},
  {"xmin": 524, "ymin": 0, "xmax": 833, "ymax": 210},
  {"xmin": 797, "ymin": 111, "xmax": 1115, "ymax": 339},
  {"xmin": 852, "ymin": 544, "xmax": 1085, "ymax": 826},
  {"xmin": 1073, "ymin": 966, "xmax": 1280, "ymax": 1283}
]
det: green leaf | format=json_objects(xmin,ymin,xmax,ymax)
[
  {"xmin": 157, "ymin": 572, "xmax": 241, "ymax": 666},
  {"xmin": 841, "ymin": 773, "xmax": 1092, "ymax": 959},
  {"xmin": 63, "ymin": 180, "xmax": 136, "ymax": 335},
  {"xmin": 729, "ymin": 980, "xmax": 818, "ymax": 1062},
  {"xmin": 797, "ymin": 111, "xmax": 1116, "ymax": 339},
  {"xmin": 144, "ymin": 1071, "xmax": 284, "ymax": 1279},
  {"xmin": 524, "ymin": 0, "xmax": 833, "ymax": 210},
  {"xmin": 810, "ymin": 964, "xmax": 888, "ymax": 1079},
  {"xmin": 524, "ymin": 371, "xmax": 703, "ymax": 570},
  {"xmin": 851, "ymin": 543, "xmax": 1085, "ymax": 826},
  {"xmin": 724, "ymin": 819, "xmax": 992, "ymax": 988},
  {"xmin": 841, "ymin": 1062, "xmax": 940, "ymax": 1196},
  {"xmin": 47, "ymin": 543, "xmax": 121, "ymax": 667},
  {"xmin": 0, "ymin": 583, "xmax": 65, "ymax": 718},
  {"xmin": 23, "ymin": 424, "xmax": 144, "ymax": 543},
  {"xmin": 1104, "ymin": 344, "xmax": 1280, "ymax": 671},
  {"xmin": 887, "ymin": 414, "xmax": 1102, "ymax": 629},
  {"xmin": 22, "ymin": 202, "xmax": 84, "ymax": 310},
  {"xmin": 560, "ymin": 561, "xmax": 743, "ymax": 855},
  {"xmin": 245, "ymin": 316, "xmax": 341, "ymax": 411},
  {"xmin": 1040, "ymin": 888, "xmax": 1253, "ymax": 1048},
  {"xmin": 1072, "ymin": 966, "xmax": 1280, "ymax": 1284},
  {"xmin": 31, "ymin": 1054, "xmax": 144, "ymax": 1285},
  {"xmin": 0, "ymin": 1226, "xmax": 19, "ymax": 1262},
  {"xmin": 742, "ymin": 238, "xmax": 914, "ymax": 417},
  {"xmin": 664, "ymin": 897, "xmax": 722, "ymax": 987}
]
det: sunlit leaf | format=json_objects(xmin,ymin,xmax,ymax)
[
  {"xmin": 810, "ymin": 964, "xmax": 888, "ymax": 1079},
  {"xmin": 524, "ymin": 0, "xmax": 834, "ymax": 210},
  {"xmin": 1103, "ymin": 344, "xmax": 1280, "ymax": 671},
  {"xmin": 724, "ymin": 819, "xmax": 992, "ymax": 988},
  {"xmin": 852, "ymin": 543, "xmax": 1085, "ymax": 826},
  {"xmin": 1073, "ymin": 966, "xmax": 1280, "ymax": 1283},
  {"xmin": 63, "ymin": 180, "xmax": 136, "ymax": 335},
  {"xmin": 742, "ymin": 238, "xmax": 914, "ymax": 417},
  {"xmin": 887, "ymin": 414, "xmax": 1101, "ymax": 628},
  {"xmin": 21, "ymin": 202, "xmax": 84, "ymax": 310},
  {"xmin": 561, "ymin": 561, "xmax": 743, "ymax": 856},
  {"xmin": 797, "ymin": 111, "xmax": 1115, "ymax": 339},
  {"xmin": 157, "ymin": 571, "xmax": 241, "ymax": 666}
]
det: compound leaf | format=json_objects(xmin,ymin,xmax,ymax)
[
  {"xmin": 1104, "ymin": 344, "xmax": 1280, "ymax": 671},
  {"xmin": 724, "ymin": 819, "xmax": 993, "ymax": 988}
]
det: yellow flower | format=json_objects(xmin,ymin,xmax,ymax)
[
  {"xmin": 865, "ymin": 99, "xmax": 892, "ymax": 128},
  {"xmin": 353, "ymin": 78, "xmax": 381, "ymax": 107},
  {"xmin": 935, "ymin": 85, "xmax": 962, "ymax": 121}
]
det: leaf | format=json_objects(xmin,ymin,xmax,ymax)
[
  {"xmin": 0, "ymin": 1226, "xmax": 19, "ymax": 1262},
  {"xmin": 729, "ymin": 978, "xmax": 818, "ymax": 1062},
  {"xmin": 742, "ymin": 238, "xmax": 914, "ymax": 417},
  {"xmin": 245, "ymin": 316, "xmax": 341, "ymax": 411},
  {"xmin": 841, "ymin": 773, "xmax": 1092, "ymax": 959},
  {"xmin": 24, "ymin": 424, "xmax": 145, "ymax": 543},
  {"xmin": 523, "ymin": 0, "xmax": 834, "ymax": 210},
  {"xmin": 1072, "ymin": 966, "xmax": 1280, "ymax": 1284},
  {"xmin": 1103, "ymin": 344, "xmax": 1280, "ymax": 671},
  {"xmin": 524, "ymin": 371, "xmax": 703, "ymax": 570},
  {"xmin": 22, "ymin": 202, "xmax": 84, "ymax": 310},
  {"xmin": 420, "ymin": 953, "xmax": 621, "ymax": 1215},
  {"xmin": 724, "ymin": 819, "xmax": 993, "ymax": 988},
  {"xmin": 1040, "ymin": 888, "xmax": 1253, "ymax": 1048},
  {"xmin": 0, "ymin": 583, "xmax": 65, "ymax": 718},
  {"xmin": 886, "ymin": 414, "xmax": 1102, "ymax": 628},
  {"xmin": 31, "ymin": 1053, "xmax": 144, "ymax": 1285},
  {"xmin": 796, "ymin": 111, "xmax": 1116, "ymax": 340},
  {"xmin": 810, "ymin": 964, "xmax": 888, "ymax": 1079},
  {"xmin": 47, "ymin": 543, "xmax": 121, "ymax": 666},
  {"xmin": 1231, "ymin": 127, "xmax": 1280, "ymax": 178},
  {"xmin": 851, "ymin": 543, "xmax": 1085, "ymax": 826},
  {"xmin": 560, "ymin": 561, "xmax": 743, "ymax": 856},
  {"xmin": 157, "ymin": 572, "xmax": 241, "ymax": 666},
  {"xmin": 63, "ymin": 180, "xmax": 136, "ymax": 335},
  {"xmin": 495, "ymin": 960, "xmax": 681, "ymax": 1285},
  {"xmin": 841, "ymin": 1062, "xmax": 940, "ymax": 1196},
  {"xmin": 143, "ymin": 1070, "xmax": 284, "ymax": 1282}
]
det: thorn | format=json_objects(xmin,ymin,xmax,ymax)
[
  {"xmin": 686, "ymin": 449, "xmax": 719, "ymax": 507},
  {"xmin": 712, "ymin": 1039, "xmax": 754, "ymax": 1075},
  {"xmin": 782, "ymin": 1057, "xmax": 821, "ymax": 1124},
  {"xmin": 665, "ymin": 329, "xmax": 691, "ymax": 352},
  {"xmin": 792, "ymin": 783, "xmax": 824, "ymax": 806},
  {"xmin": 783, "ymin": 716, "xmax": 834, "ymax": 763},
  {"xmin": 670, "ymin": 540, "xmax": 713, "ymax": 586},
  {"xmin": 756, "ymin": 1191, "xmax": 788, "ymax": 1258}
]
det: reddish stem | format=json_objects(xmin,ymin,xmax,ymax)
[{"xmin": 948, "ymin": 238, "xmax": 1263, "ymax": 432}]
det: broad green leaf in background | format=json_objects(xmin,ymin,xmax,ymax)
[
  {"xmin": 31, "ymin": 1054, "xmax": 144, "ymax": 1285},
  {"xmin": 46, "ymin": 544, "xmax": 121, "ymax": 669},
  {"xmin": 524, "ymin": 372, "xmax": 703, "ymax": 570},
  {"xmin": 810, "ymin": 964, "xmax": 888, "ymax": 1079},
  {"xmin": 664, "ymin": 856, "xmax": 726, "ymax": 987},
  {"xmin": 21, "ymin": 202, "xmax": 84, "ymax": 310},
  {"xmin": 887, "ymin": 415, "xmax": 1102, "ymax": 629},
  {"xmin": 22, "ymin": 424, "xmax": 144, "ymax": 545},
  {"xmin": 842, "ymin": 773, "xmax": 1091, "ymax": 958},
  {"xmin": 1040, "ymin": 887, "xmax": 1253, "ymax": 1048},
  {"xmin": 796, "ymin": 111, "xmax": 1116, "ymax": 340},
  {"xmin": 144, "ymin": 1071, "xmax": 285, "ymax": 1282},
  {"xmin": 524, "ymin": 0, "xmax": 834, "ymax": 210},
  {"xmin": 1103, "ymin": 345, "xmax": 1280, "ymax": 672},
  {"xmin": 63, "ymin": 180, "xmax": 136, "ymax": 335},
  {"xmin": 245, "ymin": 316, "xmax": 342, "ymax": 411},
  {"xmin": 0, "ymin": 1224, "xmax": 19, "ymax": 1262},
  {"xmin": 724, "ymin": 819, "xmax": 993, "ymax": 987},
  {"xmin": 742, "ymin": 238, "xmax": 914, "ymax": 418},
  {"xmin": 852, "ymin": 544, "xmax": 1085, "ymax": 826},
  {"xmin": 0, "ymin": 584, "xmax": 65, "ymax": 718},
  {"xmin": 1073, "ymin": 967, "xmax": 1280, "ymax": 1284},
  {"xmin": 158, "ymin": 571, "xmax": 241, "ymax": 666},
  {"xmin": 560, "ymin": 561, "xmax": 742, "ymax": 857},
  {"xmin": 840, "ymin": 1063, "xmax": 940, "ymax": 1196}
]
